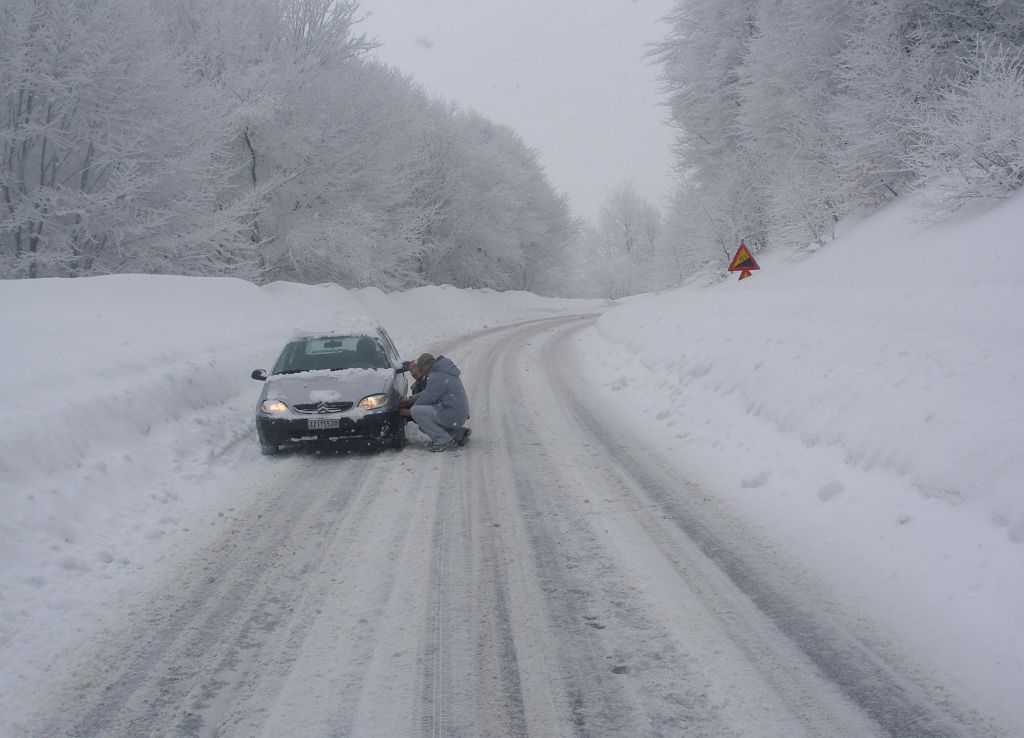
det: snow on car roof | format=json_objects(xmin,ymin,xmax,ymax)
[{"xmin": 288, "ymin": 316, "xmax": 384, "ymax": 341}]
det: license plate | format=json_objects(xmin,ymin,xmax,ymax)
[{"xmin": 308, "ymin": 418, "xmax": 340, "ymax": 430}]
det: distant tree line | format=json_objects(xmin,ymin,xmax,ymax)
[
  {"xmin": 643, "ymin": 0, "xmax": 1024, "ymax": 280},
  {"xmin": 0, "ymin": 0, "xmax": 576, "ymax": 293},
  {"xmin": 560, "ymin": 182, "xmax": 661, "ymax": 298}
]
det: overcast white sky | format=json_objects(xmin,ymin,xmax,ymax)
[{"xmin": 356, "ymin": 0, "xmax": 677, "ymax": 224}]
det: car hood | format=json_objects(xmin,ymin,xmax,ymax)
[{"xmin": 265, "ymin": 368, "xmax": 391, "ymax": 404}]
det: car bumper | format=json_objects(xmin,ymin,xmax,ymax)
[{"xmin": 257, "ymin": 411, "xmax": 400, "ymax": 446}]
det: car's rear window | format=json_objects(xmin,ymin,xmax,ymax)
[{"xmin": 271, "ymin": 335, "xmax": 389, "ymax": 374}]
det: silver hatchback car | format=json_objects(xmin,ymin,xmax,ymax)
[{"xmin": 251, "ymin": 328, "xmax": 409, "ymax": 454}]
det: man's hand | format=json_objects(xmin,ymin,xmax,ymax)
[
  {"xmin": 399, "ymin": 408, "xmax": 412, "ymax": 417},
  {"xmin": 398, "ymin": 396, "xmax": 414, "ymax": 409}
]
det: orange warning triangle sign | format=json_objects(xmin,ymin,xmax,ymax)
[{"xmin": 728, "ymin": 241, "xmax": 759, "ymax": 277}]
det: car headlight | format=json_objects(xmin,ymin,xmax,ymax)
[
  {"xmin": 261, "ymin": 399, "xmax": 289, "ymax": 414},
  {"xmin": 358, "ymin": 394, "xmax": 388, "ymax": 410}
]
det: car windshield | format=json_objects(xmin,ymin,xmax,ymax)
[{"xmin": 271, "ymin": 335, "xmax": 390, "ymax": 374}]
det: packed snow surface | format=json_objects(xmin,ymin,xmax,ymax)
[{"xmin": 1, "ymin": 190, "xmax": 1022, "ymax": 733}]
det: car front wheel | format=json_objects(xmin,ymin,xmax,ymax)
[{"xmin": 261, "ymin": 442, "xmax": 279, "ymax": 456}]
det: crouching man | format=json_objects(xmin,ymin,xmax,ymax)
[{"xmin": 399, "ymin": 353, "xmax": 471, "ymax": 452}]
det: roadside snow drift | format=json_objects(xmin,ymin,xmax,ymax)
[{"xmin": 575, "ymin": 190, "xmax": 1024, "ymax": 722}]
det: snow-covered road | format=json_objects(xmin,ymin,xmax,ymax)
[{"xmin": 26, "ymin": 317, "xmax": 1003, "ymax": 737}]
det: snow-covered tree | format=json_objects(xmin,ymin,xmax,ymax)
[
  {"xmin": 650, "ymin": 0, "xmax": 767, "ymax": 262},
  {"xmin": 413, "ymin": 111, "xmax": 575, "ymax": 292},
  {"xmin": 0, "ymin": 0, "xmax": 244, "ymax": 278},
  {"xmin": 569, "ymin": 182, "xmax": 664, "ymax": 298},
  {"xmin": 908, "ymin": 41, "xmax": 1024, "ymax": 202},
  {"xmin": 1, "ymin": 0, "xmax": 576, "ymax": 291},
  {"xmin": 653, "ymin": 0, "xmax": 1024, "ymax": 285},
  {"xmin": 598, "ymin": 182, "xmax": 660, "ymax": 263},
  {"xmin": 737, "ymin": 0, "xmax": 852, "ymax": 247}
]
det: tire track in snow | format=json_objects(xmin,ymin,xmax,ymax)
[
  {"xmin": 488, "ymin": 321, "xmax": 638, "ymax": 737},
  {"xmin": 465, "ymin": 316, "xmax": 881, "ymax": 736},
  {"xmin": 211, "ymin": 449, "xmax": 435, "ymax": 737},
  {"xmin": 413, "ymin": 322, "xmax": 531, "ymax": 738},
  {"xmin": 31, "ymin": 451, "xmax": 381, "ymax": 737}
]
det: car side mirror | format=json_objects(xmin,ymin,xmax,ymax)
[{"xmin": 251, "ymin": 369, "xmax": 268, "ymax": 381}]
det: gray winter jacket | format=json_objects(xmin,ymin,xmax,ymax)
[{"xmin": 411, "ymin": 356, "xmax": 470, "ymax": 423}]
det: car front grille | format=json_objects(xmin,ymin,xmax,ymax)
[{"xmin": 293, "ymin": 401, "xmax": 354, "ymax": 414}]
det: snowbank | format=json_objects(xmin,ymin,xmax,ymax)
[
  {"xmin": 575, "ymin": 190, "xmax": 1024, "ymax": 721},
  {"xmin": 0, "ymin": 278, "xmax": 593, "ymax": 487}
]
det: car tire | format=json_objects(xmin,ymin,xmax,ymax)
[
  {"xmin": 260, "ymin": 443, "xmax": 279, "ymax": 456},
  {"xmin": 390, "ymin": 426, "xmax": 407, "ymax": 450}
]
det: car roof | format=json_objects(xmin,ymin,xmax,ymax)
[{"xmin": 287, "ymin": 328, "xmax": 385, "ymax": 342}]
